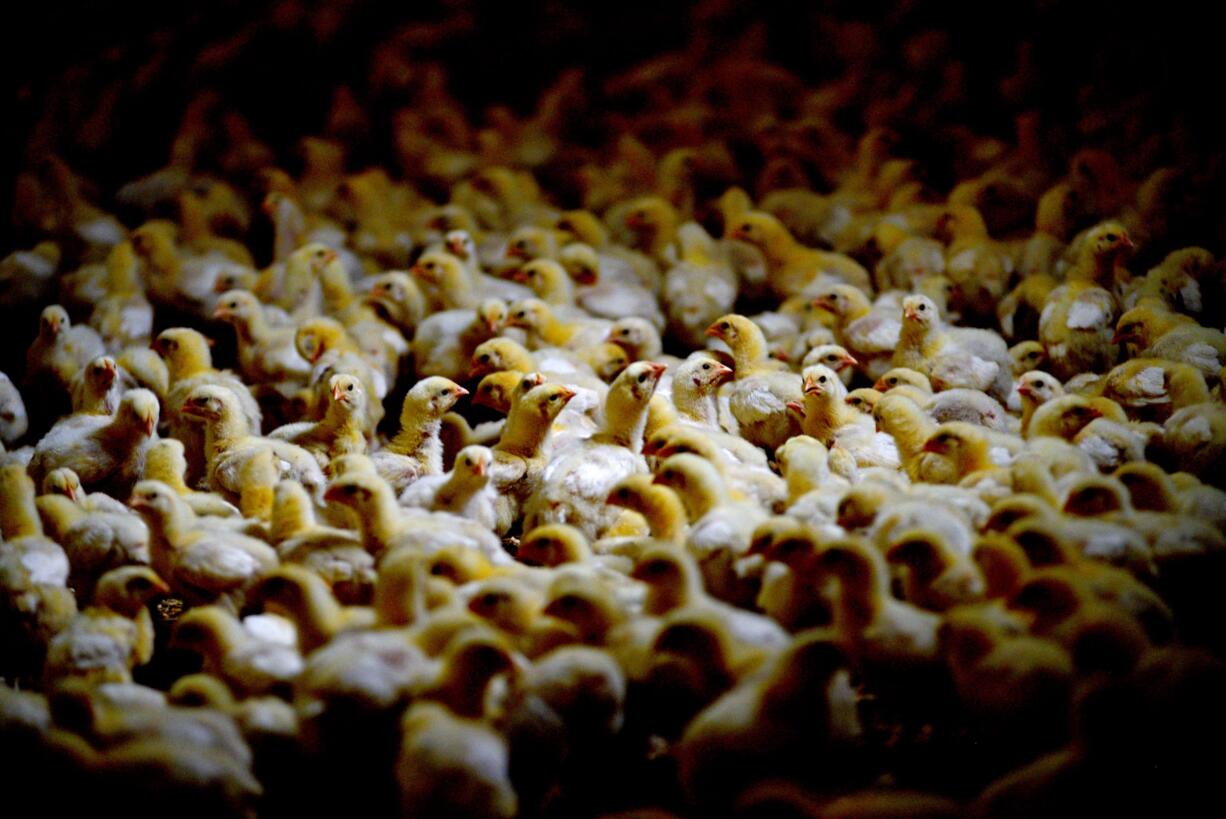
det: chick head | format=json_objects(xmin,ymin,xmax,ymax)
[
  {"xmin": 845, "ymin": 388, "xmax": 882, "ymax": 416},
  {"xmin": 1061, "ymin": 475, "xmax": 1130, "ymax": 517},
  {"xmin": 1006, "ymin": 519, "xmax": 1080, "ymax": 567},
  {"xmin": 326, "ymin": 374, "xmax": 366, "ymax": 417},
  {"xmin": 511, "ymin": 258, "xmax": 568, "ymax": 296},
  {"xmin": 612, "ymin": 360, "xmax": 667, "ymax": 406},
  {"xmin": 323, "ymin": 471, "xmax": 393, "ymax": 512},
  {"xmin": 1010, "ymin": 341, "xmax": 1048, "ymax": 374},
  {"xmin": 504, "ymin": 298, "xmax": 552, "ymax": 332},
  {"xmin": 329, "ymin": 453, "xmax": 376, "ymax": 478},
  {"xmin": 985, "ymin": 493, "xmax": 1053, "ymax": 533},
  {"xmin": 747, "ymin": 516, "xmax": 806, "ymax": 559},
  {"xmin": 521, "ymin": 383, "xmax": 577, "ymax": 420},
  {"xmin": 623, "ymin": 196, "xmax": 675, "ymax": 234},
  {"xmin": 153, "ymin": 327, "xmax": 212, "ymax": 374},
  {"xmin": 1016, "ymin": 371, "xmax": 1063, "ymax": 405},
  {"xmin": 1112, "ymin": 304, "xmax": 1168, "ymax": 347},
  {"xmin": 1084, "ymin": 221, "xmax": 1135, "ymax": 260},
  {"xmin": 675, "ymin": 353, "xmax": 734, "ymax": 392},
  {"xmin": 410, "ymin": 251, "xmax": 466, "ymax": 288},
  {"xmin": 705, "ymin": 313, "xmax": 762, "ymax": 350},
  {"xmin": 465, "ymin": 577, "xmax": 540, "ymax": 634},
  {"xmin": 811, "ymin": 284, "xmax": 870, "ymax": 319},
  {"xmin": 295, "ymin": 317, "xmax": 348, "ymax": 363},
  {"xmin": 654, "ymin": 452, "xmax": 723, "ymax": 502},
  {"xmin": 180, "ymin": 384, "xmax": 239, "ymax": 424},
  {"xmin": 1009, "ymin": 569, "xmax": 1089, "ymax": 634},
  {"xmin": 473, "ymin": 370, "xmax": 541, "ymax": 413},
  {"xmin": 804, "ymin": 344, "xmax": 860, "ymax": 374},
  {"xmin": 211, "ymin": 289, "xmax": 262, "ymax": 325},
  {"xmin": 901, "ymin": 294, "xmax": 940, "ymax": 327},
  {"xmin": 94, "ymin": 566, "xmax": 170, "ymax": 617},
  {"xmin": 1113, "ymin": 461, "xmax": 1177, "ymax": 512},
  {"xmin": 423, "ymin": 544, "xmax": 495, "ymax": 587},
  {"xmin": 815, "ymin": 538, "xmax": 886, "ymax": 592},
  {"xmin": 470, "ymin": 338, "xmax": 533, "ymax": 379},
  {"xmin": 725, "ymin": 210, "xmax": 784, "ymax": 248},
  {"xmin": 518, "ymin": 523, "xmax": 589, "ymax": 567},
  {"xmin": 83, "ymin": 356, "xmax": 119, "ymax": 391},
  {"xmin": 404, "ymin": 376, "xmax": 469, "ymax": 420},
  {"xmin": 43, "ymin": 468, "xmax": 84, "ymax": 503},
  {"xmin": 559, "ymin": 242, "xmax": 600, "ymax": 284},
  {"xmin": 118, "ymin": 389, "xmax": 160, "ymax": 437},
  {"xmin": 505, "ymin": 226, "xmax": 554, "ymax": 261},
  {"xmin": 365, "ymin": 272, "xmax": 421, "ymax": 324},
  {"xmin": 586, "ymin": 343, "xmax": 630, "ymax": 382},
  {"xmin": 39, "ymin": 304, "xmax": 69, "ymax": 338},
  {"xmin": 631, "ymin": 546, "xmax": 695, "ymax": 593},
  {"xmin": 874, "ymin": 367, "xmax": 932, "ymax": 394},
  {"xmin": 1030, "ymin": 394, "xmax": 1104, "ymax": 439},
  {"xmin": 475, "ymin": 299, "xmax": 508, "ymax": 334},
  {"xmin": 555, "ymin": 210, "xmax": 607, "ymax": 247},
  {"xmin": 128, "ymin": 479, "xmax": 183, "ymax": 521},
  {"xmin": 0, "ymin": 373, "xmax": 27, "ymax": 443},
  {"xmin": 802, "ymin": 364, "xmax": 843, "ymax": 399},
  {"xmin": 443, "ymin": 229, "xmax": 477, "ymax": 262},
  {"xmin": 543, "ymin": 575, "xmax": 622, "ymax": 643},
  {"xmin": 608, "ymin": 317, "xmax": 660, "ymax": 359},
  {"xmin": 885, "ymin": 528, "xmax": 953, "ymax": 584}
]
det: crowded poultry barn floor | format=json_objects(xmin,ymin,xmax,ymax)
[{"xmin": 3, "ymin": 1, "xmax": 1226, "ymax": 817}]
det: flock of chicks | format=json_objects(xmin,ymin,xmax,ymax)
[{"xmin": 4, "ymin": 8, "xmax": 1226, "ymax": 819}]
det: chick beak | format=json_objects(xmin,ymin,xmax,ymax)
[
  {"xmin": 141, "ymin": 415, "xmax": 157, "ymax": 436},
  {"xmin": 472, "ymin": 461, "xmax": 486, "ymax": 477},
  {"xmin": 454, "ymin": 387, "xmax": 470, "ymax": 399},
  {"xmin": 65, "ymin": 485, "xmax": 78, "ymax": 503},
  {"xmin": 840, "ymin": 353, "xmax": 859, "ymax": 370},
  {"xmin": 903, "ymin": 307, "xmax": 919, "ymax": 321},
  {"xmin": 129, "ymin": 496, "xmax": 149, "ymax": 511},
  {"xmin": 1120, "ymin": 234, "xmax": 1136, "ymax": 250},
  {"xmin": 646, "ymin": 362, "xmax": 668, "ymax": 379},
  {"xmin": 811, "ymin": 296, "xmax": 835, "ymax": 311},
  {"xmin": 485, "ymin": 316, "xmax": 502, "ymax": 333},
  {"xmin": 574, "ymin": 269, "xmax": 598, "ymax": 285},
  {"xmin": 510, "ymin": 267, "xmax": 530, "ymax": 283},
  {"xmin": 872, "ymin": 378, "xmax": 889, "ymax": 391},
  {"xmin": 1016, "ymin": 384, "xmax": 1035, "ymax": 399},
  {"xmin": 1111, "ymin": 330, "xmax": 1127, "ymax": 344},
  {"xmin": 212, "ymin": 305, "xmax": 230, "ymax": 321},
  {"xmin": 1087, "ymin": 406, "xmax": 1104, "ymax": 419},
  {"xmin": 468, "ymin": 363, "xmax": 487, "ymax": 379},
  {"xmin": 803, "ymin": 378, "xmax": 822, "ymax": 396},
  {"xmin": 410, "ymin": 264, "xmax": 434, "ymax": 283},
  {"xmin": 332, "ymin": 384, "xmax": 346, "ymax": 402},
  {"xmin": 714, "ymin": 364, "xmax": 735, "ymax": 383},
  {"xmin": 704, "ymin": 324, "xmax": 723, "ymax": 339},
  {"xmin": 446, "ymin": 239, "xmax": 464, "ymax": 256}
]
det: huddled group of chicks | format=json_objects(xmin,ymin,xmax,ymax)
[{"xmin": 3, "ymin": 3, "xmax": 1226, "ymax": 818}]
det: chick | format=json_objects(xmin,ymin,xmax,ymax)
[
  {"xmin": 677, "ymin": 632, "xmax": 860, "ymax": 814},
  {"xmin": 40, "ymin": 566, "xmax": 165, "ymax": 686},
  {"xmin": 180, "ymin": 384, "xmax": 326, "ymax": 503},
  {"xmin": 371, "ymin": 376, "xmax": 469, "ymax": 493},
  {"xmin": 1038, "ymin": 222, "xmax": 1134, "ymax": 381},
  {"xmin": 36, "ymin": 492, "xmax": 149, "ymax": 600},
  {"xmin": 526, "ymin": 361, "xmax": 665, "ymax": 539},
  {"xmin": 885, "ymin": 528, "xmax": 985, "ymax": 611},
  {"xmin": 142, "ymin": 439, "xmax": 241, "ymax": 518},
  {"xmin": 270, "ymin": 480, "xmax": 373, "ymax": 604},
  {"xmin": 812, "ymin": 284, "xmax": 901, "ymax": 379},
  {"xmin": 129, "ymin": 480, "xmax": 277, "ymax": 610},
  {"xmin": 490, "ymin": 383, "xmax": 578, "ymax": 534},
  {"xmin": 249, "ymin": 566, "xmax": 375, "ymax": 654},
  {"xmin": 154, "ymin": 327, "xmax": 261, "ymax": 485},
  {"xmin": 707, "ymin": 314, "xmax": 803, "ymax": 451},
  {"xmin": 399, "ymin": 445, "xmax": 498, "ymax": 529},
  {"xmin": 29, "ymin": 389, "xmax": 159, "ymax": 495},
  {"xmin": 268, "ymin": 374, "xmax": 368, "ymax": 467},
  {"xmin": 212, "ymin": 289, "xmax": 310, "ymax": 383},
  {"xmin": 895, "ymin": 294, "xmax": 1012, "ymax": 400},
  {"xmin": 799, "ymin": 364, "xmax": 899, "ymax": 468},
  {"xmin": 69, "ymin": 355, "xmax": 124, "ymax": 415},
  {"xmin": 323, "ymin": 471, "xmax": 505, "ymax": 564},
  {"xmin": 169, "ymin": 604, "xmax": 303, "ymax": 698},
  {"xmin": 728, "ymin": 210, "xmax": 872, "ymax": 296},
  {"xmin": 41, "ymin": 467, "xmax": 130, "ymax": 515},
  {"xmin": 25, "ymin": 304, "xmax": 105, "ymax": 399},
  {"xmin": 397, "ymin": 702, "xmax": 517, "ymax": 819}
]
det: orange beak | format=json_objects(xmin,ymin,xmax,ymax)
[
  {"xmin": 1016, "ymin": 384, "xmax": 1035, "ymax": 399},
  {"xmin": 332, "ymin": 383, "xmax": 345, "ymax": 402},
  {"xmin": 141, "ymin": 415, "xmax": 157, "ymax": 437},
  {"xmin": 557, "ymin": 387, "xmax": 577, "ymax": 403},
  {"xmin": 212, "ymin": 305, "xmax": 231, "ymax": 320},
  {"xmin": 811, "ymin": 296, "xmax": 835, "ymax": 311},
  {"xmin": 472, "ymin": 460, "xmax": 486, "ymax": 477},
  {"xmin": 727, "ymin": 224, "xmax": 748, "ymax": 241},
  {"xmin": 705, "ymin": 323, "xmax": 723, "ymax": 339},
  {"xmin": 1120, "ymin": 234, "xmax": 1136, "ymax": 250},
  {"xmin": 510, "ymin": 267, "xmax": 530, "ymax": 283},
  {"xmin": 453, "ymin": 386, "xmax": 470, "ymax": 399},
  {"xmin": 410, "ymin": 264, "xmax": 434, "ymax": 283},
  {"xmin": 714, "ymin": 363, "xmax": 735, "ymax": 383},
  {"xmin": 803, "ymin": 378, "xmax": 822, "ymax": 396},
  {"xmin": 838, "ymin": 353, "xmax": 859, "ymax": 370},
  {"xmin": 321, "ymin": 248, "xmax": 338, "ymax": 263},
  {"xmin": 65, "ymin": 485, "xmax": 78, "ymax": 503},
  {"xmin": 872, "ymin": 377, "xmax": 889, "ymax": 391},
  {"xmin": 646, "ymin": 362, "xmax": 668, "ymax": 379},
  {"xmin": 903, "ymin": 307, "xmax": 919, "ymax": 321}
]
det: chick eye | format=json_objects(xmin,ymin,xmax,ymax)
[
  {"xmin": 738, "ymin": 222, "xmax": 752, "ymax": 233},
  {"xmin": 818, "ymin": 375, "xmax": 827, "ymax": 383},
  {"xmin": 479, "ymin": 354, "xmax": 490, "ymax": 363},
  {"xmin": 549, "ymin": 394, "xmax": 559, "ymax": 402},
  {"xmin": 1105, "ymin": 232, "xmax": 1118, "ymax": 242},
  {"xmin": 719, "ymin": 321, "xmax": 730, "ymax": 331},
  {"xmin": 701, "ymin": 363, "xmax": 711, "ymax": 370},
  {"xmin": 346, "ymin": 384, "xmax": 354, "ymax": 392},
  {"xmin": 918, "ymin": 303, "xmax": 928, "ymax": 312}
]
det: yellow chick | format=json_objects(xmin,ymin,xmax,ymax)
[
  {"xmin": 370, "ymin": 376, "xmax": 469, "ymax": 492},
  {"xmin": 29, "ymin": 389, "xmax": 159, "ymax": 495},
  {"xmin": 268, "ymin": 374, "xmax": 368, "ymax": 467},
  {"xmin": 248, "ymin": 566, "xmax": 375, "ymax": 654},
  {"xmin": 707, "ymin": 314, "xmax": 803, "ymax": 451},
  {"xmin": 212, "ymin": 289, "xmax": 310, "ymax": 383},
  {"xmin": 727, "ymin": 210, "xmax": 872, "ymax": 296}
]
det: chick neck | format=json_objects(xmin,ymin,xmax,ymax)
[
  {"xmin": 385, "ymin": 400, "xmax": 445, "ymax": 472},
  {"xmin": 801, "ymin": 390, "xmax": 853, "ymax": 445},
  {"xmin": 727, "ymin": 324, "xmax": 770, "ymax": 375},
  {"xmin": 784, "ymin": 453, "xmax": 829, "ymax": 503},
  {"xmin": 643, "ymin": 561, "xmax": 702, "ymax": 616},
  {"xmin": 951, "ymin": 435, "xmax": 994, "ymax": 476},
  {"xmin": 496, "ymin": 397, "xmax": 556, "ymax": 458},
  {"xmin": 672, "ymin": 377, "xmax": 719, "ymax": 427},
  {"xmin": 0, "ymin": 474, "xmax": 43, "ymax": 539},
  {"xmin": 594, "ymin": 382, "xmax": 653, "ymax": 452},
  {"xmin": 895, "ymin": 316, "xmax": 933, "ymax": 363},
  {"xmin": 625, "ymin": 487, "xmax": 687, "ymax": 544},
  {"xmin": 877, "ymin": 401, "xmax": 937, "ymax": 467},
  {"xmin": 357, "ymin": 484, "xmax": 404, "ymax": 555},
  {"xmin": 319, "ymin": 397, "xmax": 367, "ymax": 455},
  {"xmin": 434, "ymin": 466, "xmax": 489, "ymax": 512},
  {"xmin": 144, "ymin": 455, "xmax": 191, "ymax": 495},
  {"xmin": 672, "ymin": 470, "xmax": 727, "ymax": 522},
  {"xmin": 319, "ymin": 258, "xmax": 355, "ymax": 315},
  {"xmin": 271, "ymin": 486, "xmax": 313, "ymax": 542},
  {"xmin": 202, "ymin": 401, "xmax": 250, "ymax": 462},
  {"xmin": 165, "ymin": 339, "xmax": 213, "ymax": 383},
  {"xmin": 275, "ymin": 583, "xmax": 345, "ymax": 653}
]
